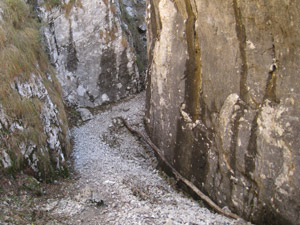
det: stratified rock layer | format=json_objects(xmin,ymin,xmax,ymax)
[
  {"xmin": 146, "ymin": 1, "xmax": 300, "ymax": 224},
  {"xmin": 40, "ymin": 0, "xmax": 145, "ymax": 107}
]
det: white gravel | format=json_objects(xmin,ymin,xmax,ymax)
[{"xmin": 43, "ymin": 92, "xmax": 244, "ymax": 224}]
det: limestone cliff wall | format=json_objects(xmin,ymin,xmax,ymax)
[
  {"xmin": 146, "ymin": 0, "xmax": 300, "ymax": 224},
  {"xmin": 0, "ymin": 0, "xmax": 70, "ymax": 181},
  {"xmin": 39, "ymin": 0, "xmax": 146, "ymax": 107}
]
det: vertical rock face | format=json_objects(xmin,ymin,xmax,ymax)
[
  {"xmin": 146, "ymin": 0, "xmax": 300, "ymax": 224},
  {"xmin": 39, "ymin": 0, "xmax": 145, "ymax": 107},
  {"xmin": 0, "ymin": 0, "xmax": 70, "ymax": 181}
]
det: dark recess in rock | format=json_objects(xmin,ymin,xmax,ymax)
[
  {"xmin": 98, "ymin": 48, "xmax": 118, "ymax": 102},
  {"xmin": 66, "ymin": 26, "xmax": 79, "ymax": 72}
]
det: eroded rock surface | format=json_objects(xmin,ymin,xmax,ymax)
[
  {"xmin": 146, "ymin": 1, "xmax": 300, "ymax": 224},
  {"xmin": 39, "ymin": 0, "xmax": 146, "ymax": 107}
]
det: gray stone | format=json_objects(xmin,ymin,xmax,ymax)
[
  {"xmin": 0, "ymin": 7, "xmax": 3, "ymax": 21},
  {"xmin": 77, "ymin": 108, "xmax": 93, "ymax": 122}
]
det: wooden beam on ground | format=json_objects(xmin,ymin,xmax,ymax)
[{"xmin": 119, "ymin": 117, "xmax": 240, "ymax": 220}]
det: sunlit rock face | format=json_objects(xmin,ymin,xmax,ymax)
[
  {"xmin": 39, "ymin": 0, "xmax": 146, "ymax": 107},
  {"xmin": 146, "ymin": 0, "xmax": 300, "ymax": 224}
]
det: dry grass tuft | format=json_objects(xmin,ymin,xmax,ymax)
[
  {"xmin": 62, "ymin": 0, "xmax": 83, "ymax": 17},
  {"xmin": 102, "ymin": 0, "xmax": 108, "ymax": 6},
  {"xmin": 44, "ymin": 0, "xmax": 61, "ymax": 10},
  {"xmin": 110, "ymin": 4, "xmax": 116, "ymax": 14},
  {"xmin": 0, "ymin": 0, "xmax": 43, "ymax": 81},
  {"xmin": 121, "ymin": 36, "xmax": 128, "ymax": 48}
]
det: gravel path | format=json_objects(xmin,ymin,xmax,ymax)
[{"xmin": 42, "ymin": 92, "xmax": 243, "ymax": 224}]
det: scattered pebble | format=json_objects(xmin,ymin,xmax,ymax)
[{"xmin": 39, "ymin": 92, "xmax": 244, "ymax": 224}]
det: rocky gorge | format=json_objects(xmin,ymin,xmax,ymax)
[{"xmin": 0, "ymin": 0, "xmax": 299, "ymax": 224}]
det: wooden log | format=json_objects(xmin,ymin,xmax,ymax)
[{"xmin": 119, "ymin": 117, "xmax": 240, "ymax": 220}]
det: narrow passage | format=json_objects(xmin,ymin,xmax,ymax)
[{"xmin": 43, "ymin": 92, "xmax": 239, "ymax": 224}]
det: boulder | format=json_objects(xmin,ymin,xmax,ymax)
[{"xmin": 77, "ymin": 108, "xmax": 93, "ymax": 122}]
